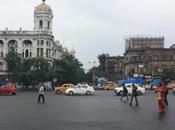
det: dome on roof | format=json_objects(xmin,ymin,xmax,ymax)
[
  {"xmin": 69, "ymin": 47, "xmax": 76, "ymax": 55},
  {"xmin": 35, "ymin": 0, "xmax": 52, "ymax": 14}
]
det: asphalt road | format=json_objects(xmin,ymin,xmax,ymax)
[{"xmin": 0, "ymin": 90, "xmax": 175, "ymax": 130}]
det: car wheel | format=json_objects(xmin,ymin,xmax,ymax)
[
  {"xmin": 86, "ymin": 91, "xmax": 91, "ymax": 95},
  {"xmin": 117, "ymin": 92, "xmax": 121, "ymax": 96},
  {"xmin": 8, "ymin": 92, "xmax": 12, "ymax": 95},
  {"xmin": 69, "ymin": 91, "xmax": 74, "ymax": 96},
  {"xmin": 137, "ymin": 91, "xmax": 142, "ymax": 95},
  {"xmin": 56, "ymin": 90, "xmax": 61, "ymax": 94}
]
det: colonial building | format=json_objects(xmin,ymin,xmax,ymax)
[
  {"xmin": 0, "ymin": 0, "xmax": 65, "ymax": 77},
  {"xmin": 104, "ymin": 56, "xmax": 124, "ymax": 81},
  {"xmin": 125, "ymin": 37, "xmax": 164, "ymax": 51},
  {"xmin": 104, "ymin": 37, "xmax": 175, "ymax": 81},
  {"xmin": 124, "ymin": 48, "xmax": 175, "ymax": 77},
  {"xmin": 124, "ymin": 37, "xmax": 175, "ymax": 77}
]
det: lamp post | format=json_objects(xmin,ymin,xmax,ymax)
[{"xmin": 88, "ymin": 61, "xmax": 96, "ymax": 86}]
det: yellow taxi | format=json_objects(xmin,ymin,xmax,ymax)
[
  {"xmin": 104, "ymin": 82, "xmax": 116, "ymax": 90},
  {"xmin": 167, "ymin": 83, "xmax": 175, "ymax": 90},
  {"xmin": 55, "ymin": 84, "xmax": 74, "ymax": 94}
]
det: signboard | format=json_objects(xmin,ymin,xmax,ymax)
[
  {"xmin": 138, "ymin": 64, "xmax": 144, "ymax": 68},
  {"xmin": 133, "ymin": 74, "xmax": 139, "ymax": 78}
]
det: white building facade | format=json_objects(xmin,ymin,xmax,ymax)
[{"xmin": 0, "ymin": 0, "xmax": 65, "ymax": 77}]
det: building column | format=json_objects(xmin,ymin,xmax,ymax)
[{"xmin": 4, "ymin": 39, "xmax": 8, "ymax": 55}]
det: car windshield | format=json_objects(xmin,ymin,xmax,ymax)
[{"xmin": 82, "ymin": 85, "xmax": 87, "ymax": 88}]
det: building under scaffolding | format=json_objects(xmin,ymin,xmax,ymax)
[{"xmin": 125, "ymin": 37, "xmax": 164, "ymax": 51}]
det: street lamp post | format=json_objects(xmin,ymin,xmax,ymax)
[{"xmin": 88, "ymin": 61, "xmax": 96, "ymax": 86}]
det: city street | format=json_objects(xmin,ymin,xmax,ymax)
[{"xmin": 0, "ymin": 90, "xmax": 175, "ymax": 130}]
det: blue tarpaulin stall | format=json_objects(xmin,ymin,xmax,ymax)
[
  {"xmin": 151, "ymin": 79, "xmax": 161, "ymax": 86},
  {"xmin": 118, "ymin": 78, "xmax": 145, "ymax": 87}
]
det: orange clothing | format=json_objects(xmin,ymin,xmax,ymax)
[{"xmin": 155, "ymin": 84, "xmax": 165, "ymax": 113}]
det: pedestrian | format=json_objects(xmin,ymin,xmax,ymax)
[
  {"xmin": 163, "ymin": 82, "xmax": 168, "ymax": 106},
  {"xmin": 155, "ymin": 82, "xmax": 165, "ymax": 113},
  {"xmin": 130, "ymin": 83, "xmax": 138, "ymax": 106},
  {"xmin": 120, "ymin": 83, "xmax": 129, "ymax": 101},
  {"xmin": 38, "ymin": 83, "xmax": 45, "ymax": 103}
]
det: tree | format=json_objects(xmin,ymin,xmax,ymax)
[
  {"xmin": 97, "ymin": 53, "xmax": 109, "ymax": 71},
  {"xmin": 53, "ymin": 54, "xmax": 86, "ymax": 84},
  {"xmin": 4, "ymin": 51, "xmax": 22, "ymax": 82},
  {"xmin": 159, "ymin": 67, "xmax": 175, "ymax": 81},
  {"xmin": 19, "ymin": 58, "xmax": 51, "ymax": 87}
]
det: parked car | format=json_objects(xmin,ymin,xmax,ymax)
[
  {"xmin": 104, "ymin": 82, "xmax": 116, "ymax": 90},
  {"xmin": 0, "ymin": 83, "xmax": 16, "ymax": 95},
  {"xmin": 65, "ymin": 84, "xmax": 95, "ymax": 96},
  {"xmin": 114, "ymin": 83, "xmax": 145, "ymax": 96},
  {"xmin": 93, "ymin": 84, "xmax": 104, "ymax": 90},
  {"xmin": 167, "ymin": 83, "xmax": 175, "ymax": 90},
  {"xmin": 173, "ymin": 87, "xmax": 175, "ymax": 95},
  {"xmin": 54, "ymin": 84, "xmax": 74, "ymax": 94}
]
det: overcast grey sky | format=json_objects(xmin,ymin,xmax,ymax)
[{"xmin": 0, "ymin": 0, "xmax": 175, "ymax": 70}]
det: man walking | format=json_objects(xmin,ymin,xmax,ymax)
[
  {"xmin": 38, "ymin": 83, "xmax": 45, "ymax": 103},
  {"xmin": 120, "ymin": 83, "xmax": 129, "ymax": 101},
  {"xmin": 130, "ymin": 83, "xmax": 138, "ymax": 106},
  {"xmin": 163, "ymin": 82, "xmax": 168, "ymax": 106}
]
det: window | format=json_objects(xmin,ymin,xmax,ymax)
[
  {"xmin": 48, "ymin": 21, "xmax": 50, "ymax": 29},
  {"xmin": 41, "ymin": 40, "xmax": 44, "ymax": 46},
  {"xmin": 0, "ymin": 41, "xmax": 3, "ymax": 48},
  {"xmin": 1, "ymin": 52, "xmax": 3, "ymax": 57},
  {"xmin": 25, "ymin": 50, "xmax": 29, "ymax": 57},
  {"xmin": 30, "ymin": 52, "xmax": 32, "ymax": 58},
  {"xmin": 37, "ymin": 40, "xmax": 40, "ymax": 46},
  {"xmin": 22, "ymin": 49, "xmax": 24, "ymax": 57},
  {"xmin": 39, "ymin": 20, "xmax": 43, "ymax": 29},
  {"xmin": 82, "ymin": 85, "xmax": 87, "ymax": 88},
  {"xmin": 30, "ymin": 49, "xmax": 32, "ymax": 57},
  {"xmin": 126, "ymin": 85, "xmax": 132, "ymax": 88},
  {"xmin": 37, "ymin": 48, "xmax": 39, "ymax": 57},
  {"xmin": 40, "ymin": 48, "xmax": 43, "ymax": 57}
]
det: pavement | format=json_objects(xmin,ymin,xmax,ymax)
[{"xmin": 0, "ymin": 90, "xmax": 175, "ymax": 130}]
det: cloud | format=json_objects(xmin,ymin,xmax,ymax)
[{"xmin": 0, "ymin": 0, "xmax": 175, "ymax": 69}]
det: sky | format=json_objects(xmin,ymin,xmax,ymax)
[{"xmin": 0, "ymin": 0, "xmax": 175, "ymax": 71}]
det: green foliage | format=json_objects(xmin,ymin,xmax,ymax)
[
  {"xmin": 4, "ymin": 52, "xmax": 89, "ymax": 87},
  {"xmin": 53, "ymin": 54, "xmax": 86, "ymax": 84},
  {"xmin": 159, "ymin": 67, "xmax": 175, "ymax": 80},
  {"xmin": 4, "ymin": 51, "xmax": 52, "ymax": 87},
  {"xmin": 98, "ymin": 53, "xmax": 109, "ymax": 71},
  {"xmin": 4, "ymin": 51, "xmax": 22, "ymax": 82},
  {"xmin": 19, "ymin": 58, "xmax": 51, "ymax": 86}
]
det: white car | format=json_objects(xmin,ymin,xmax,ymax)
[
  {"xmin": 173, "ymin": 88, "xmax": 175, "ymax": 95},
  {"xmin": 65, "ymin": 84, "xmax": 95, "ymax": 96},
  {"xmin": 114, "ymin": 83, "xmax": 145, "ymax": 96}
]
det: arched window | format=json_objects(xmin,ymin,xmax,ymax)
[
  {"xmin": 0, "ymin": 40, "xmax": 3, "ymax": 48},
  {"xmin": 48, "ymin": 21, "xmax": 50, "ymax": 29},
  {"xmin": 30, "ymin": 52, "xmax": 32, "ymax": 58},
  {"xmin": 0, "ymin": 61, "xmax": 3, "ymax": 70},
  {"xmin": 25, "ymin": 49, "xmax": 29, "ymax": 58},
  {"xmin": 30, "ymin": 49, "xmax": 32, "ymax": 58},
  {"xmin": 39, "ymin": 20, "xmax": 43, "ymax": 29},
  {"xmin": 8, "ymin": 40, "xmax": 18, "ymax": 52},
  {"xmin": 23, "ymin": 40, "xmax": 32, "ymax": 48}
]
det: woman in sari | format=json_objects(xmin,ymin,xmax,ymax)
[{"xmin": 155, "ymin": 82, "xmax": 165, "ymax": 113}]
